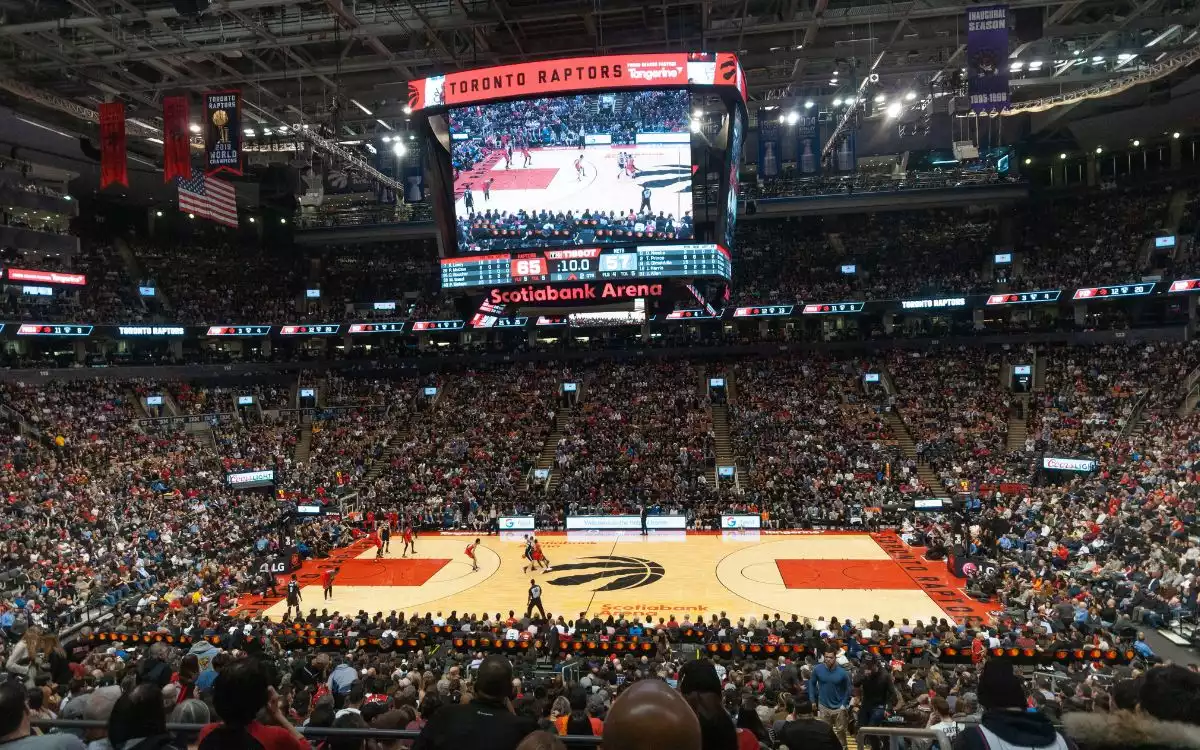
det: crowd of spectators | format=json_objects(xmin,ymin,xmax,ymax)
[
  {"xmin": 455, "ymin": 208, "xmax": 694, "ymax": 253},
  {"xmin": 728, "ymin": 357, "xmax": 920, "ymax": 526}
]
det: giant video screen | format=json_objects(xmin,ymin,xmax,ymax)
[{"xmin": 448, "ymin": 90, "xmax": 694, "ymax": 254}]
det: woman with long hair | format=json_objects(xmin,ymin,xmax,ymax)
[{"xmin": 108, "ymin": 684, "xmax": 178, "ymax": 750}]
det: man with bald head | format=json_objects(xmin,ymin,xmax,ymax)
[{"xmin": 604, "ymin": 679, "xmax": 702, "ymax": 750}]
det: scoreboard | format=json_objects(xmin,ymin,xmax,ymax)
[{"xmin": 441, "ymin": 244, "xmax": 731, "ymax": 290}]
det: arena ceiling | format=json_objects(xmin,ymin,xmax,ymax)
[{"xmin": 0, "ymin": 0, "xmax": 1197, "ymax": 152}]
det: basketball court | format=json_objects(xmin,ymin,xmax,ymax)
[
  {"xmin": 454, "ymin": 145, "xmax": 693, "ymax": 222},
  {"xmin": 245, "ymin": 531, "xmax": 991, "ymax": 626}
]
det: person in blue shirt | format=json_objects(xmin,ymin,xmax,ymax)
[{"xmin": 808, "ymin": 648, "xmax": 851, "ymax": 748}]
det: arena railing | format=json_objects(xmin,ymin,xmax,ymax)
[
  {"xmin": 34, "ymin": 720, "xmax": 604, "ymax": 746},
  {"xmin": 856, "ymin": 726, "xmax": 953, "ymax": 750}
]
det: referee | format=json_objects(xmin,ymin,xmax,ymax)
[{"xmin": 527, "ymin": 578, "xmax": 546, "ymax": 619}]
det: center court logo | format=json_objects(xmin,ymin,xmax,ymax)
[{"xmin": 546, "ymin": 556, "xmax": 664, "ymax": 591}]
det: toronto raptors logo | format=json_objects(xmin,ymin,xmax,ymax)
[
  {"xmin": 407, "ymin": 82, "xmax": 421, "ymax": 110},
  {"xmin": 546, "ymin": 555, "xmax": 664, "ymax": 591}
]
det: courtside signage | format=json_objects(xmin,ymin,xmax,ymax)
[
  {"xmin": 722, "ymin": 514, "xmax": 761, "ymax": 529},
  {"xmin": 499, "ymin": 516, "xmax": 536, "ymax": 531},
  {"xmin": 1042, "ymin": 456, "xmax": 1097, "ymax": 472},
  {"xmin": 566, "ymin": 515, "xmax": 687, "ymax": 531}
]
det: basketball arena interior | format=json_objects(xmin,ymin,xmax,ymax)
[{"xmin": 0, "ymin": 1, "xmax": 1196, "ymax": 749}]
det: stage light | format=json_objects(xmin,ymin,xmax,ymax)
[
  {"xmin": 1133, "ymin": 139, "xmax": 1141, "ymax": 147},
  {"xmin": 833, "ymin": 98, "xmax": 843, "ymax": 107},
  {"xmin": 155, "ymin": 211, "xmax": 163, "ymax": 217},
  {"xmin": 905, "ymin": 91, "xmax": 917, "ymax": 100},
  {"xmin": 690, "ymin": 118, "xmax": 702, "ymax": 133},
  {"xmin": 785, "ymin": 111, "xmax": 800, "ymax": 125},
  {"xmin": 280, "ymin": 218, "xmax": 287, "ymax": 224},
  {"xmin": 874, "ymin": 94, "xmax": 885, "ymax": 104},
  {"xmin": 1025, "ymin": 158, "xmax": 1032, "ymax": 165},
  {"xmin": 804, "ymin": 100, "xmax": 814, "ymax": 109},
  {"xmin": 1095, "ymin": 146, "xmax": 1103, "ymax": 154},
  {"xmin": 188, "ymin": 213, "xmax": 195, "ymax": 219},
  {"xmin": 1174, "ymin": 132, "xmax": 1181, "ymax": 138},
  {"xmin": 885, "ymin": 101, "xmax": 903, "ymax": 118},
  {"xmin": 188, "ymin": 124, "xmax": 200, "ymax": 133},
  {"xmin": 392, "ymin": 142, "xmax": 407, "ymax": 157},
  {"xmin": 1060, "ymin": 153, "xmax": 1067, "ymax": 160},
  {"xmin": 845, "ymin": 96, "xmax": 856, "ymax": 106},
  {"xmin": 249, "ymin": 217, "xmax": 256, "ymax": 223},
  {"xmin": 403, "ymin": 105, "xmax": 413, "ymax": 115}
]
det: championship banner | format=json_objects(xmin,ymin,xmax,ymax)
[
  {"xmin": 967, "ymin": 5, "xmax": 1010, "ymax": 112},
  {"xmin": 757, "ymin": 110, "xmax": 781, "ymax": 179},
  {"xmin": 203, "ymin": 90, "xmax": 243, "ymax": 176},
  {"xmin": 162, "ymin": 96, "xmax": 191, "ymax": 183},
  {"xmin": 796, "ymin": 115, "xmax": 820, "ymax": 175},
  {"xmin": 98, "ymin": 102, "xmax": 127, "ymax": 189},
  {"xmin": 831, "ymin": 130, "xmax": 856, "ymax": 173}
]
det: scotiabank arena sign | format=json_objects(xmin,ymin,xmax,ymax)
[{"xmin": 489, "ymin": 282, "xmax": 663, "ymax": 304}]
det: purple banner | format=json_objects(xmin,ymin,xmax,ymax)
[{"xmin": 967, "ymin": 5, "xmax": 1010, "ymax": 113}]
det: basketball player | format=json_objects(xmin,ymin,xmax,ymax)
[
  {"xmin": 616, "ymin": 151, "xmax": 627, "ymax": 179},
  {"xmin": 401, "ymin": 523, "xmax": 417, "ymax": 557},
  {"xmin": 372, "ymin": 526, "xmax": 384, "ymax": 559},
  {"xmin": 504, "ymin": 145, "xmax": 513, "ymax": 170},
  {"xmin": 380, "ymin": 522, "xmax": 391, "ymax": 552},
  {"xmin": 521, "ymin": 144, "xmax": 532, "ymax": 167},
  {"xmin": 483, "ymin": 178, "xmax": 492, "ymax": 202},
  {"xmin": 466, "ymin": 538, "xmax": 480, "ymax": 572},
  {"xmin": 321, "ymin": 566, "xmax": 335, "ymax": 600},
  {"xmin": 639, "ymin": 185, "xmax": 653, "ymax": 214},
  {"xmin": 285, "ymin": 574, "xmax": 302, "ymax": 619},
  {"xmin": 521, "ymin": 535, "xmax": 537, "ymax": 573},
  {"xmin": 574, "ymin": 154, "xmax": 585, "ymax": 181},
  {"xmin": 527, "ymin": 578, "xmax": 546, "ymax": 619},
  {"xmin": 625, "ymin": 154, "xmax": 638, "ymax": 178},
  {"xmin": 463, "ymin": 185, "xmax": 474, "ymax": 213},
  {"xmin": 533, "ymin": 537, "xmax": 551, "ymax": 572}
]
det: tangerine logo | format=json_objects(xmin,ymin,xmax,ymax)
[
  {"xmin": 627, "ymin": 64, "xmax": 683, "ymax": 81},
  {"xmin": 546, "ymin": 555, "xmax": 664, "ymax": 591}
]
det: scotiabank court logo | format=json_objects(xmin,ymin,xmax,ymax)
[{"xmin": 489, "ymin": 282, "xmax": 663, "ymax": 304}]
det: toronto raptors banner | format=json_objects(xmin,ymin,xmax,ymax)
[
  {"xmin": 203, "ymin": 90, "xmax": 243, "ymax": 176},
  {"xmin": 162, "ymin": 96, "xmax": 191, "ymax": 183},
  {"xmin": 967, "ymin": 5, "xmax": 1010, "ymax": 112},
  {"xmin": 98, "ymin": 102, "xmax": 127, "ymax": 189}
]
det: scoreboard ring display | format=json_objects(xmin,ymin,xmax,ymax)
[{"xmin": 441, "ymin": 244, "xmax": 732, "ymax": 290}]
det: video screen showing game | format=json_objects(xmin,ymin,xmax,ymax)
[{"xmin": 448, "ymin": 90, "xmax": 694, "ymax": 254}]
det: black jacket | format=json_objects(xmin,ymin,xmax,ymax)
[
  {"xmin": 952, "ymin": 709, "xmax": 1074, "ymax": 750},
  {"xmin": 1063, "ymin": 710, "xmax": 1200, "ymax": 750},
  {"xmin": 412, "ymin": 697, "xmax": 538, "ymax": 750},
  {"xmin": 777, "ymin": 718, "xmax": 842, "ymax": 750}
]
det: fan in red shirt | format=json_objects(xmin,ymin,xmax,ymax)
[{"xmin": 198, "ymin": 658, "xmax": 309, "ymax": 750}]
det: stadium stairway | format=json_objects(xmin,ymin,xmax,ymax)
[
  {"xmin": 710, "ymin": 403, "xmax": 735, "ymax": 485},
  {"xmin": 193, "ymin": 422, "xmax": 217, "ymax": 453},
  {"xmin": 528, "ymin": 407, "xmax": 572, "ymax": 493},
  {"xmin": 1033, "ymin": 352, "xmax": 1047, "ymax": 392},
  {"xmin": 361, "ymin": 436, "xmax": 400, "ymax": 484},
  {"xmin": 882, "ymin": 408, "xmax": 950, "ymax": 499},
  {"xmin": 128, "ymin": 388, "xmax": 150, "ymax": 419},
  {"xmin": 294, "ymin": 416, "xmax": 313, "ymax": 464},
  {"xmin": 1007, "ymin": 395, "xmax": 1030, "ymax": 452}
]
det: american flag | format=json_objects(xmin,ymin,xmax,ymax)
[{"xmin": 177, "ymin": 170, "xmax": 238, "ymax": 227}]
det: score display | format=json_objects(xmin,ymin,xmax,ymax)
[{"xmin": 441, "ymin": 244, "xmax": 730, "ymax": 290}]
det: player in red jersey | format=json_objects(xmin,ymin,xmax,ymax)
[
  {"xmin": 401, "ymin": 524, "xmax": 416, "ymax": 557},
  {"xmin": 521, "ymin": 145, "xmax": 532, "ymax": 167},
  {"xmin": 625, "ymin": 155, "xmax": 638, "ymax": 178},
  {"xmin": 370, "ymin": 526, "xmax": 384, "ymax": 558},
  {"xmin": 532, "ymin": 538, "xmax": 551, "ymax": 572},
  {"xmin": 465, "ymin": 538, "xmax": 480, "ymax": 572},
  {"xmin": 574, "ymin": 155, "xmax": 585, "ymax": 181}
]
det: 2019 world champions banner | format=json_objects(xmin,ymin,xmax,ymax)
[
  {"xmin": 967, "ymin": 5, "xmax": 1010, "ymax": 112},
  {"xmin": 758, "ymin": 111, "xmax": 781, "ymax": 179},
  {"xmin": 203, "ymin": 90, "xmax": 243, "ymax": 176},
  {"xmin": 796, "ymin": 115, "xmax": 820, "ymax": 176}
]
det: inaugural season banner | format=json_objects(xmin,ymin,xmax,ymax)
[
  {"xmin": 204, "ymin": 90, "xmax": 243, "ymax": 176},
  {"xmin": 757, "ymin": 110, "xmax": 781, "ymax": 179},
  {"xmin": 162, "ymin": 96, "xmax": 191, "ymax": 183},
  {"xmin": 98, "ymin": 102, "xmax": 127, "ymax": 188},
  {"xmin": 796, "ymin": 115, "xmax": 820, "ymax": 176},
  {"xmin": 967, "ymin": 5, "xmax": 1010, "ymax": 112}
]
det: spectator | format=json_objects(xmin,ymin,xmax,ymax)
[
  {"xmin": 808, "ymin": 649, "xmax": 851, "ymax": 749},
  {"xmin": 412, "ymin": 656, "xmax": 536, "ymax": 750},
  {"xmin": 107, "ymin": 684, "xmax": 177, "ymax": 750},
  {"xmin": 604, "ymin": 679, "xmax": 701, "ymax": 750},
  {"xmin": 952, "ymin": 662, "xmax": 1071, "ymax": 750},
  {"xmin": 1064, "ymin": 665, "xmax": 1200, "ymax": 750},
  {"xmin": 0, "ymin": 681, "xmax": 84, "ymax": 750},
  {"xmin": 197, "ymin": 658, "xmax": 309, "ymax": 750}
]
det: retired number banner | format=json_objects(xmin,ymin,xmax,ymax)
[
  {"xmin": 967, "ymin": 5, "xmax": 1010, "ymax": 112},
  {"xmin": 98, "ymin": 102, "xmax": 127, "ymax": 188},
  {"xmin": 162, "ymin": 96, "xmax": 191, "ymax": 183},
  {"xmin": 204, "ymin": 90, "xmax": 243, "ymax": 176}
]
